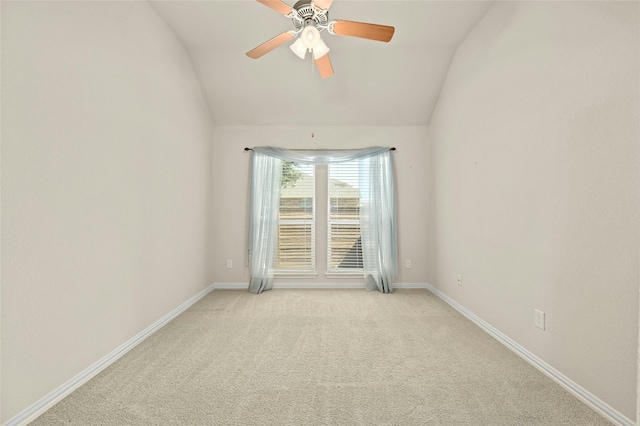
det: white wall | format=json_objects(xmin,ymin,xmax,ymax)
[
  {"xmin": 212, "ymin": 126, "xmax": 429, "ymax": 286},
  {"xmin": 1, "ymin": 1, "xmax": 214, "ymax": 422},
  {"xmin": 428, "ymin": 1, "xmax": 639, "ymax": 421}
]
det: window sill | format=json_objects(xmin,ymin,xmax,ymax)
[
  {"xmin": 274, "ymin": 271, "xmax": 319, "ymax": 279},
  {"xmin": 325, "ymin": 272, "xmax": 364, "ymax": 279}
]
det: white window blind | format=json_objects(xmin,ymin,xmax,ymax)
[
  {"xmin": 276, "ymin": 162, "xmax": 315, "ymax": 271},
  {"xmin": 328, "ymin": 161, "xmax": 363, "ymax": 271}
]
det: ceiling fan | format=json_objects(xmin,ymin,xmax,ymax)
[{"xmin": 246, "ymin": 0, "xmax": 395, "ymax": 79}]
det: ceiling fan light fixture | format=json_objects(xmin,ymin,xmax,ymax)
[
  {"xmin": 290, "ymin": 38, "xmax": 307, "ymax": 59},
  {"xmin": 312, "ymin": 39, "xmax": 330, "ymax": 59},
  {"xmin": 301, "ymin": 25, "xmax": 321, "ymax": 49}
]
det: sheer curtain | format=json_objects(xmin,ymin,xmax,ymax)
[
  {"xmin": 359, "ymin": 151, "xmax": 397, "ymax": 293},
  {"xmin": 248, "ymin": 151, "xmax": 282, "ymax": 294},
  {"xmin": 247, "ymin": 146, "xmax": 397, "ymax": 294}
]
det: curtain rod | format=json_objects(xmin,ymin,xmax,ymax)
[{"xmin": 244, "ymin": 147, "xmax": 396, "ymax": 152}]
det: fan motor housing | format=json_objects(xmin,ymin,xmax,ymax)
[{"xmin": 292, "ymin": 0, "xmax": 329, "ymax": 31}]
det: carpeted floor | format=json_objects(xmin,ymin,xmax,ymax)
[{"xmin": 31, "ymin": 289, "xmax": 611, "ymax": 425}]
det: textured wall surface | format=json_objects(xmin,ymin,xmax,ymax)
[
  {"xmin": 1, "ymin": 2, "xmax": 214, "ymax": 421},
  {"xmin": 429, "ymin": 1, "xmax": 639, "ymax": 420}
]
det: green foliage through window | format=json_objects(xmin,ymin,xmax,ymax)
[{"xmin": 281, "ymin": 161, "xmax": 302, "ymax": 189}]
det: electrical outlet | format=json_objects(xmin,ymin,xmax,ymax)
[
  {"xmin": 405, "ymin": 259, "xmax": 412, "ymax": 269},
  {"xmin": 456, "ymin": 274, "xmax": 462, "ymax": 286},
  {"xmin": 534, "ymin": 309, "xmax": 545, "ymax": 330},
  {"xmin": 226, "ymin": 259, "xmax": 232, "ymax": 269}
]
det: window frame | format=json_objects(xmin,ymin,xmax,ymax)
[{"xmin": 273, "ymin": 161, "xmax": 365, "ymax": 279}]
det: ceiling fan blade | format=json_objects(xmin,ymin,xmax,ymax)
[
  {"xmin": 246, "ymin": 31, "xmax": 295, "ymax": 59},
  {"xmin": 313, "ymin": 0, "xmax": 334, "ymax": 10},
  {"xmin": 315, "ymin": 54, "xmax": 334, "ymax": 79},
  {"xmin": 331, "ymin": 20, "xmax": 395, "ymax": 43},
  {"xmin": 256, "ymin": 0, "xmax": 293, "ymax": 16}
]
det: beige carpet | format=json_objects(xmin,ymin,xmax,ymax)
[{"xmin": 31, "ymin": 289, "xmax": 611, "ymax": 425}]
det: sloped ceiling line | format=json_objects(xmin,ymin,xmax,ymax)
[{"xmin": 151, "ymin": 1, "xmax": 494, "ymax": 126}]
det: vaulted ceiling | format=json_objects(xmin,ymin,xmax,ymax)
[{"xmin": 151, "ymin": 1, "xmax": 493, "ymax": 126}]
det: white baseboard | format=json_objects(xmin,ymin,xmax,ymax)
[
  {"xmin": 212, "ymin": 282, "xmax": 248, "ymax": 290},
  {"xmin": 3, "ymin": 284, "xmax": 215, "ymax": 426},
  {"xmin": 425, "ymin": 284, "xmax": 634, "ymax": 426},
  {"xmin": 213, "ymin": 282, "xmax": 429, "ymax": 290},
  {"xmin": 394, "ymin": 282, "xmax": 430, "ymax": 289}
]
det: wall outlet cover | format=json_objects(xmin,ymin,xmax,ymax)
[{"xmin": 534, "ymin": 309, "xmax": 545, "ymax": 330}]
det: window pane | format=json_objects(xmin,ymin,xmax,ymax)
[
  {"xmin": 328, "ymin": 162, "xmax": 362, "ymax": 271},
  {"xmin": 329, "ymin": 224, "xmax": 363, "ymax": 269},
  {"xmin": 277, "ymin": 163, "xmax": 315, "ymax": 271}
]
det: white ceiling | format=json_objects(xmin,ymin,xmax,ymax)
[{"xmin": 151, "ymin": 0, "xmax": 493, "ymax": 126}]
